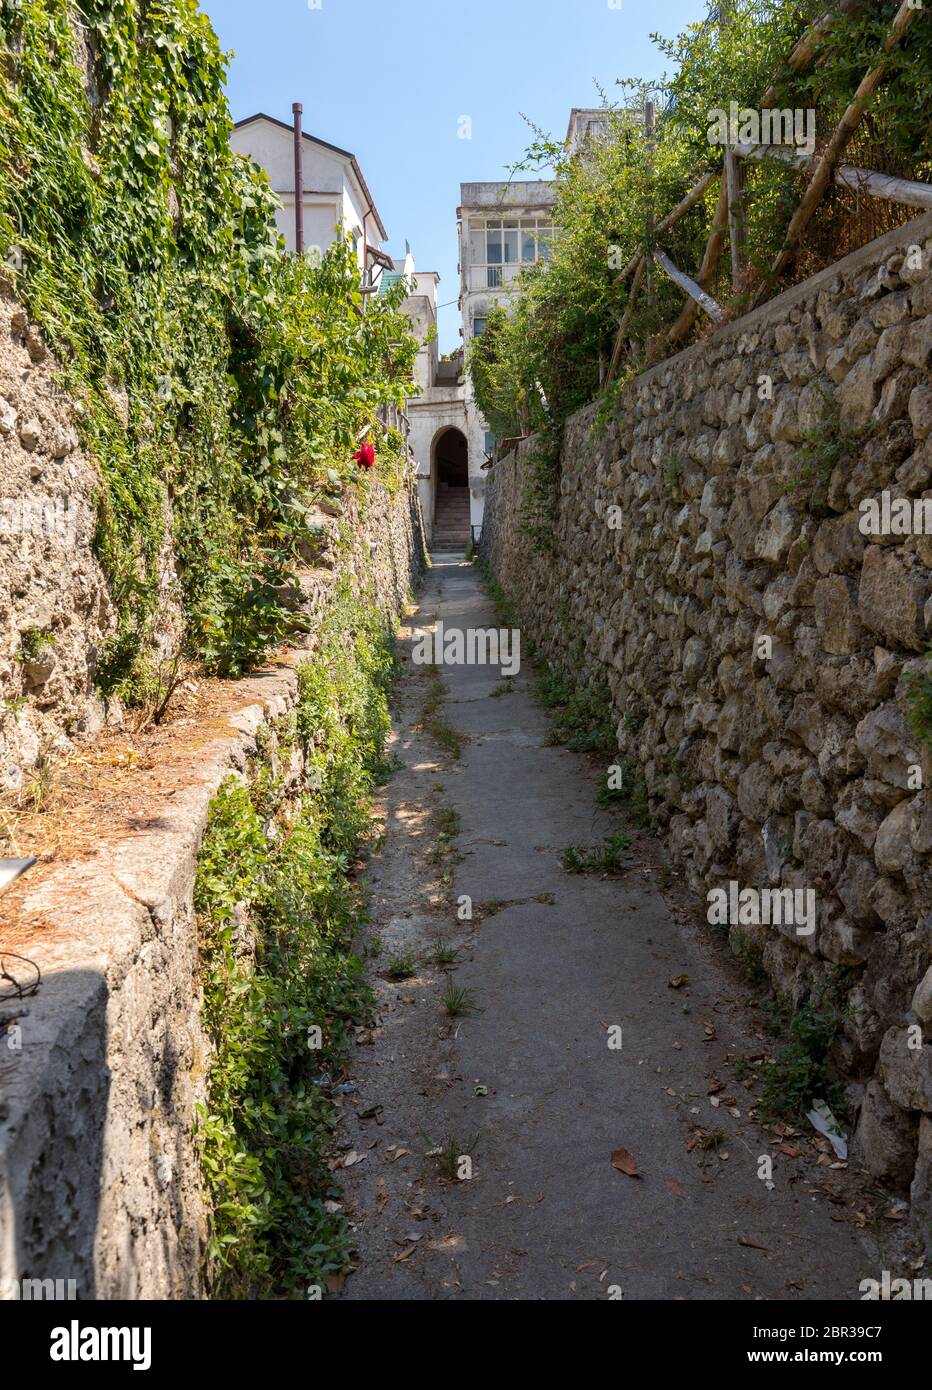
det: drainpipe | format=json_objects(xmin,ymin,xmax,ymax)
[
  {"xmin": 361, "ymin": 208, "xmax": 368, "ymax": 316},
  {"xmin": 292, "ymin": 101, "xmax": 304, "ymax": 255}
]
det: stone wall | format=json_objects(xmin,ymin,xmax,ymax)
[
  {"xmin": 0, "ymin": 289, "xmax": 118, "ymax": 792},
  {"xmin": 0, "ymin": 477, "xmax": 425, "ymax": 1299},
  {"xmin": 481, "ymin": 212, "xmax": 932, "ymax": 1221}
]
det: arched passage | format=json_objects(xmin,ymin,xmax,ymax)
[
  {"xmin": 431, "ymin": 427, "xmax": 470, "ymax": 549},
  {"xmin": 434, "ymin": 427, "xmax": 468, "ymax": 488}
]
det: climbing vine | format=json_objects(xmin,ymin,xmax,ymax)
[
  {"xmin": 194, "ymin": 584, "xmax": 396, "ymax": 1298},
  {"xmin": 0, "ymin": 0, "xmax": 417, "ymax": 694}
]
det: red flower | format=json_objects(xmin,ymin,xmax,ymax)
[{"xmin": 354, "ymin": 442, "xmax": 376, "ymax": 469}]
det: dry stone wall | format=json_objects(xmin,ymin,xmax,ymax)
[{"xmin": 481, "ymin": 213, "xmax": 932, "ymax": 1225}]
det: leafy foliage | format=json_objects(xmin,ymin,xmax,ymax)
[
  {"xmin": 195, "ymin": 585, "xmax": 396, "ymax": 1298},
  {"xmin": 906, "ymin": 651, "xmax": 932, "ymax": 748},
  {"xmin": 469, "ymin": 0, "xmax": 930, "ymax": 446},
  {"xmin": 0, "ymin": 0, "xmax": 417, "ymax": 692},
  {"xmin": 758, "ymin": 989, "xmax": 848, "ymax": 1123}
]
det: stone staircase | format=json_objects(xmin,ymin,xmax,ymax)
[{"xmin": 431, "ymin": 487, "xmax": 471, "ymax": 552}]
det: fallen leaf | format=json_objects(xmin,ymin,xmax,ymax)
[
  {"xmin": 738, "ymin": 1235, "xmax": 768, "ymax": 1251},
  {"xmin": 611, "ymin": 1147, "xmax": 641, "ymax": 1179},
  {"xmin": 668, "ymin": 1180, "xmax": 685, "ymax": 1198},
  {"xmin": 668, "ymin": 975, "xmax": 689, "ymax": 990},
  {"xmin": 343, "ymin": 1150, "xmax": 366, "ymax": 1168},
  {"xmin": 393, "ymin": 1244, "xmax": 418, "ymax": 1263},
  {"xmin": 779, "ymin": 1142, "xmax": 801, "ymax": 1158}
]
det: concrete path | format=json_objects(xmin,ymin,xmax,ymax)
[{"xmin": 336, "ymin": 556, "xmax": 887, "ymax": 1301}]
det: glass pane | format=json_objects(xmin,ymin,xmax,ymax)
[
  {"xmin": 503, "ymin": 228, "xmax": 519, "ymax": 263},
  {"xmin": 468, "ymin": 226, "xmax": 485, "ymax": 265},
  {"xmin": 473, "ymin": 318, "xmax": 487, "ymax": 337},
  {"xmin": 521, "ymin": 231, "xmax": 536, "ymax": 262},
  {"xmin": 487, "ymin": 228, "xmax": 503, "ymax": 264}
]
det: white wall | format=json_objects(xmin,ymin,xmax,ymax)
[{"xmin": 231, "ymin": 118, "xmax": 385, "ymax": 274}]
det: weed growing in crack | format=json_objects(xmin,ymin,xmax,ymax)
[
  {"xmin": 427, "ymin": 1133, "xmax": 480, "ymax": 1183},
  {"xmin": 561, "ymin": 833, "xmax": 632, "ymax": 875},
  {"xmin": 442, "ymin": 979, "xmax": 478, "ymax": 1017},
  {"xmin": 599, "ymin": 757, "xmax": 651, "ymax": 827},
  {"xmin": 386, "ymin": 954, "xmax": 417, "ymax": 981},
  {"xmin": 757, "ymin": 991, "xmax": 849, "ymax": 1125}
]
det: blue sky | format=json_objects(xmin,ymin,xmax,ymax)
[{"xmin": 202, "ymin": 0, "xmax": 711, "ymax": 352}]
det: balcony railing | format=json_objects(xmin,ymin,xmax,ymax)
[{"xmin": 466, "ymin": 263, "xmax": 524, "ymax": 292}]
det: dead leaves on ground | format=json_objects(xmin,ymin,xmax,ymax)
[{"xmin": 611, "ymin": 1147, "xmax": 641, "ymax": 1179}]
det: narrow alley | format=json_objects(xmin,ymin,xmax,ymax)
[{"xmin": 336, "ymin": 557, "xmax": 884, "ymax": 1301}]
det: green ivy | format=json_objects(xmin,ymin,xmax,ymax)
[
  {"xmin": 0, "ymin": 0, "xmax": 417, "ymax": 695},
  {"xmin": 194, "ymin": 584, "xmax": 396, "ymax": 1298}
]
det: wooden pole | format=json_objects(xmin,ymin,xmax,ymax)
[
  {"xmin": 665, "ymin": 175, "xmax": 729, "ymax": 348},
  {"xmin": 760, "ymin": 0, "xmax": 866, "ymax": 107},
  {"xmin": 733, "ymin": 141, "xmax": 932, "ymax": 210},
  {"xmin": 720, "ymin": 0, "xmax": 748, "ymax": 289},
  {"xmin": 606, "ymin": 256, "xmax": 647, "ymax": 383},
  {"xmin": 654, "ymin": 248, "xmax": 725, "ymax": 323},
  {"xmin": 616, "ymin": 171, "xmax": 716, "ymax": 282},
  {"xmin": 754, "ymin": 0, "xmax": 918, "ymax": 304}
]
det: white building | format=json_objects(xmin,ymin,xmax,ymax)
[
  {"xmin": 230, "ymin": 112, "xmax": 393, "ymax": 286},
  {"xmin": 393, "ymin": 265, "xmax": 470, "ymax": 548},
  {"xmin": 454, "ymin": 180, "xmax": 557, "ymax": 539},
  {"xmin": 229, "ymin": 115, "xmax": 573, "ymax": 553}
]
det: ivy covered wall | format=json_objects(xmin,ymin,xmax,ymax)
[{"xmin": 0, "ymin": 0, "xmax": 418, "ymax": 703}]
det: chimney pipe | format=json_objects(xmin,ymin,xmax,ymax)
[{"xmin": 292, "ymin": 101, "xmax": 304, "ymax": 255}]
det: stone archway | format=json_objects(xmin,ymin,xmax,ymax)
[{"xmin": 431, "ymin": 427, "xmax": 470, "ymax": 550}]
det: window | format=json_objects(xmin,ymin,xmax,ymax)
[
  {"xmin": 467, "ymin": 217, "xmax": 557, "ymax": 271},
  {"xmin": 484, "ymin": 432, "xmax": 497, "ymax": 455},
  {"xmin": 472, "ymin": 317, "xmax": 488, "ymax": 337}
]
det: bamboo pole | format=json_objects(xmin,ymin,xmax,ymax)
[{"xmin": 753, "ymin": 0, "xmax": 918, "ymax": 304}]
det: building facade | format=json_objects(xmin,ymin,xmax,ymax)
[
  {"xmin": 230, "ymin": 113, "xmax": 392, "ymax": 285},
  {"xmin": 453, "ymin": 180, "xmax": 557, "ymax": 539}
]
